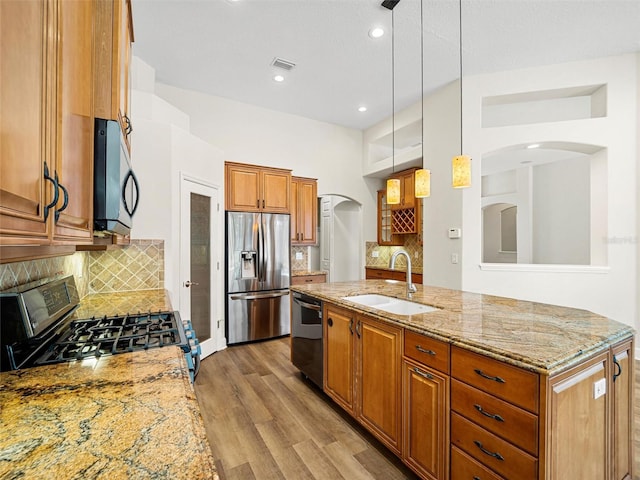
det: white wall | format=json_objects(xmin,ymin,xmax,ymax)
[
  {"xmin": 154, "ymin": 83, "xmax": 379, "ymax": 245},
  {"xmin": 421, "ymin": 81, "xmax": 463, "ymax": 290},
  {"xmin": 461, "ymin": 54, "xmax": 638, "ymax": 341}
]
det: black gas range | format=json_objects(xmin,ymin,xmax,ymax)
[{"xmin": 0, "ymin": 276, "xmax": 200, "ymax": 382}]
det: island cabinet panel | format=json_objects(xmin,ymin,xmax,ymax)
[
  {"xmin": 225, "ymin": 162, "xmax": 291, "ymax": 213},
  {"xmin": 323, "ymin": 304, "xmax": 355, "ymax": 413},
  {"xmin": 610, "ymin": 339, "xmax": 633, "ymax": 480},
  {"xmin": 323, "ymin": 303, "xmax": 402, "ymax": 454},
  {"xmin": 546, "ymin": 350, "xmax": 609, "ymax": 480},
  {"xmin": 402, "ymin": 357, "xmax": 449, "ymax": 480},
  {"xmin": 356, "ymin": 316, "xmax": 403, "ymax": 454}
]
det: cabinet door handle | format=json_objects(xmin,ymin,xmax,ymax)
[
  {"xmin": 474, "ymin": 369, "xmax": 506, "ymax": 384},
  {"xmin": 328, "ymin": 317, "xmax": 333, "ymax": 327},
  {"xmin": 474, "ymin": 404, "xmax": 505, "ymax": 422},
  {"xmin": 43, "ymin": 162, "xmax": 59, "ymax": 222},
  {"xmin": 473, "ymin": 440, "xmax": 504, "ymax": 461},
  {"xmin": 124, "ymin": 115, "xmax": 133, "ymax": 136},
  {"xmin": 413, "ymin": 367, "xmax": 433, "ymax": 380},
  {"xmin": 348, "ymin": 318, "xmax": 354, "ymax": 335},
  {"xmin": 257, "ymin": 199, "xmax": 260, "ymax": 208},
  {"xmin": 355, "ymin": 320, "xmax": 361, "ymax": 338},
  {"xmin": 262, "ymin": 199, "xmax": 265, "ymax": 208},
  {"xmin": 416, "ymin": 345, "xmax": 436, "ymax": 356},
  {"xmin": 54, "ymin": 180, "xmax": 69, "ymax": 222},
  {"xmin": 612, "ymin": 355, "xmax": 622, "ymax": 382}
]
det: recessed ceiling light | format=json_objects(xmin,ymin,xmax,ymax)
[
  {"xmin": 369, "ymin": 27, "xmax": 384, "ymax": 38},
  {"xmin": 358, "ymin": 106, "xmax": 367, "ymax": 112},
  {"xmin": 273, "ymin": 75, "xmax": 284, "ymax": 82},
  {"xmin": 527, "ymin": 143, "xmax": 541, "ymax": 149}
]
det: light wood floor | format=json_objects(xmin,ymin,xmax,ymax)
[{"xmin": 195, "ymin": 338, "xmax": 640, "ymax": 480}]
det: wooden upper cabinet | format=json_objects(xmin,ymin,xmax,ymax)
[
  {"xmin": 377, "ymin": 190, "xmax": 402, "ymax": 246},
  {"xmin": 53, "ymin": 0, "xmax": 95, "ymax": 243},
  {"xmin": 0, "ymin": 0, "xmax": 53, "ymax": 245},
  {"xmin": 390, "ymin": 168, "xmax": 417, "ymax": 211},
  {"xmin": 291, "ymin": 177, "xmax": 317, "ymax": 245},
  {"xmin": 225, "ymin": 162, "xmax": 291, "ymax": 213},
  {"xmin": 94, "ymin": 0, "xmax": 134, "ymax": 152}
]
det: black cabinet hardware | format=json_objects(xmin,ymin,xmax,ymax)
[
  {"xmin": 613, "ymin": 355, "xmax": 622, "ymax": 382},
  {"xmin": 473, "ymin": 440, "xmax": 504, "ymax": 461},
  {"xmin": 474, "ymin": 404, "xmax": 505, "ymax": 422},
  {"xmin": 474, "ymin": 369, "xmax": 506, "ymax": 383},
  {"xmin": 413, "ymin": 367, "xmax": 433, "ymax": 380},
  {"xmin": 43, "ymin": 162, "xmax": 59, "ymax": 222},
  {"xmin": 416, "ymin": 345, "xmax": 436, "ymax": 355}
]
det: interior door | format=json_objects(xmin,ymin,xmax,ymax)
[{"xmin": 180, "ymin": 176, "xmax": 222, "ymax": 358}]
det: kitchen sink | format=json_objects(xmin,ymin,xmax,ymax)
[{"xmin": 342, "ymin": 294, "xmax": 439, "ymax": 316}]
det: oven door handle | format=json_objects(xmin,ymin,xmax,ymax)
[
  {"xmin": 293, "ymin": 298, "xmax": 322, "ymax": 311},
  {"xmin": 230, "ymin": 291, "xmax": 289, "ymax": 301}
]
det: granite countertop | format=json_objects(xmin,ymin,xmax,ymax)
[
  {"xmin": 292, "ymin": 270, "xmax": 327, "ymax": 277},
  {"xmin": 290, "ymin": 280, "xmax": 634, "ymax": 375},
  {"xmin": 365, "ymin": 265, "xmax": 424, "ymax": 275},
  {"xmin": 73, "ymin": 289, "xmax": 173, "ymax": 319},
  {"xmin": 0, "ymin": 347, "xmax": 218, "ymax": 480}
]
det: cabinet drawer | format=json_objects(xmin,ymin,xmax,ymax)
[
  {"xmin": 404, "ymin": 330, "xmax": 449, "ymax": 374},
  {"xmin": 451, "ymin": 346, "xmax": 539, "ymax": 413},
  {"xmin": 451, "ymin": 413, "xmax": 537, "ymax": 480},
  {"xmin": 291, "ymin": 274, "xmax": 326, "ymax": 285},
  {"xmin": 451, "ymin": 446, "xmax": 505, "ymax": 480},
  {"xmin": 451, "ymin": 379, "xmax": 538, "ymax": 456}
]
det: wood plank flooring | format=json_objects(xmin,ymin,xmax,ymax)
[{"xmin": 195, "ymin": 338, "xmax": 640, "ymax": 480}]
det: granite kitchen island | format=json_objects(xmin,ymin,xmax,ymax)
[{"xmin": 291, "ymin": 280, "xmax": 635, "ymax": 480}]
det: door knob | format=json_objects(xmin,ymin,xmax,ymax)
[{"xmin": 184, "ymin": 280, "xmax": 199, "ymax": 288}]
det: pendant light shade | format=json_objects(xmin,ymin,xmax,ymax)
[
  {"xmin": 386, "ymin": 178, "xmax": 401, "ymax": 204},
  {"xmin": 452, "ymin": 154, "xmax": 471, "ymax": 188},
  {"xmin": 414, "ymin": 168, "xmax": 431, "ymax": 198}
]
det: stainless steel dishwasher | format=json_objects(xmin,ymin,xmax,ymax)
[{"xmin": 291, "ymin": 291, "xmax": 323, "ymax": 388}]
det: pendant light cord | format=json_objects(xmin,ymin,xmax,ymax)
[
  {"xmin": 391, "ymin": 6, "xmax": 395, "ymax": 174},
  {"xmin": 420, "ymin": 0, "xmax": 424, "ymax": 168},
  {"xmin": 459, "ymin": 0, "xmax": 463, "ymax": 156}
]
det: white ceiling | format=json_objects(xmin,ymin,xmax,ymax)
[{"xmin": 131, "ymin": 0, "xmax": 640, "ymax": 131}]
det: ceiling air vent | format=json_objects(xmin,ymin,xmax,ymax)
[{"xmin": 271, "ymin": 57, "xmax": 296, "ymax": 71}]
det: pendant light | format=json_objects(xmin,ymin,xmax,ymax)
[
  {"xmin": 384, "ymin": 0, "xmax": 401, "ymax": 205},
  {"xmin": 414, "ymin": 0, "xmax": 431, "ymax": 198},
  {"xmin": 452, "ymin": 0, "xmax": 471, "ymax": 188}
]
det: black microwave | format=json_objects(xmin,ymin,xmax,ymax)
[{"xmin": 94, "ymin": 118, "xmax": 140, "ymax": 236}]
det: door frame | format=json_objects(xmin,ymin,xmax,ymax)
[{"xmin": 179, "ymin": 173, "xmax": 225, "ymax": 357}]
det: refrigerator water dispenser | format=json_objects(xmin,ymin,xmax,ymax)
[{"xmin": 241, "ymin": 251, "xmax": 257, "ymax": 279}]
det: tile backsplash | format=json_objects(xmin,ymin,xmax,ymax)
[
  {"xmin": 365, "ymin": 235, "xmax": 423, "ymax": 269},
  {"xmin": 0, "ymin": 239, "xmax": 164, "ymax": 299}
]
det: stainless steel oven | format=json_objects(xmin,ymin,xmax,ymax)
[{"xmin": 291, "ymin": 291, "xmax": 323, "ymax": 388}]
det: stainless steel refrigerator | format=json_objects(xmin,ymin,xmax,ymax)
[{"xmin": 225, "ymin": 211, "xmax": 291, "ymax": 344}]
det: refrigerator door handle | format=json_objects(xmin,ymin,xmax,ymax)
[
  {"xmin": 230, "ymin": 291, "xmax": 289, "ymax": 301},
  {"xmin": 259, "ymin": 216, "xmax": 267, "ymax": 282}
]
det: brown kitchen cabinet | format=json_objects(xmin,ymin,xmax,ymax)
[
  {"xmin": 225, "ymin": 162, "xmax": 291, "ymax": 213},
  {"xmin": 377, "ymin": 190, "xmax": 403, "ymax": 246},
  {"xmin": 324, "ymin": 303, "xmax": 403, "ymax": 455},
  {"xmin": 365, "ymin": 267, "xmax": 423, "ymax": 285},
  {"xmin": 53, "ymin": 0, "xmax": 95, "ymax": 244},
  {"xmin": 0, "ymin": 0, "xmax": 95, "ymax": 252},
  {"xmin": 403, "ymin": 331, "xmax": 450, "ymax": 480},
  {"xmin": 94, "ymin": 0, "xmax": 134, "ymax": 152},
  {"xmin": 291, "ymin": 273, "xmax": 326, "ymax": 285},
  {"xmin": 291, "ymin": 177, "xmax": 317, "ymax": 245},
  {"xmin": 610, "ymin": 339, "xmax": 633, "ymax": 480},
  {"xmin": 0, "ymin": 0, "xmax": 53, "ymax": 246},
  {"xmin": 390, "ymin": 168, "xmax": 417, "ymax": 210}
]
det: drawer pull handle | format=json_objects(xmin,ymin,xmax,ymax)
[
  {"xmin": 413, "ymin": 367, "xmax": 433, "ymax": 380},
  {"xmin": 473, "ymin": 477, "xmax": 481, "ymax": 480},
  {"xmin": 474, "ymin": 404, "xmax": 505, "ymax": 422},
  {"xmin": 474, "ymin": 369, "xmax": 506, "ymax": 384},
  {"xmin": 416, "ymin": 345, "xmax": 436, "ymax": 356},
  {"xmin": 473, "ymin": 440, "xmax": 504, "ymax": 461}
]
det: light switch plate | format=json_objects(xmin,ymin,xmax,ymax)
[
  {"xmin": 593, "ymin": 378, "xmax": 606, "ymax": 399},
  {"xmin": 372, "ymin": 250, "xmax": 379, "ymax": 258}
]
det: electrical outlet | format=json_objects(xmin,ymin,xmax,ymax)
[
  {"xmin": 451, "ymin": 253, "xmax": 459, "ymax": 264},
  {"xmin": 593, "ymin": 378, "xmax": 606, "ymax": 399},
  {"xmin": 372, "ymin": 250, "xmax": 379, "ymax": 258},
  {"xmin": 295, "ymin": 252, "xmax": 303, "ymax": 260}
]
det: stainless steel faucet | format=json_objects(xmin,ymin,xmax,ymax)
[{"xmin": 389, "ymin": 249, "xmax": 417, "ymax": 298}]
